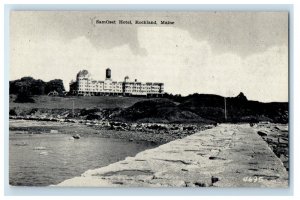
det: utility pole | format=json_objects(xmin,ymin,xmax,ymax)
[
  {"xmin": 224, "ymin": 97, "xmax": 227, "ymax": 122},
  {"xmin": 72, "ymin": 100, "xmax": 74, "ymax": 118}
]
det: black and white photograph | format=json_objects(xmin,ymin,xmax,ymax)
[{"xmin": 8, "ymin": 11, "xmax": 289, "ymax": 187}]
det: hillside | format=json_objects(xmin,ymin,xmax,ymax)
[
  {"xmin": 178, "ymin": 93, "xmax": 288, "ymax": 123},
  {"xmin": 9, "ymin": 93, "xmax": 288, "ymax": 124},
  {"xmin": 113, "ymin": 93, "xmax": 288, "ymax": 124},
  {"xmin": 112, "ymin": 99, "xmax": 213, "ymax": 124}
]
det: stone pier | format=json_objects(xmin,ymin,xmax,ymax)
[{"xmin": 57, "ymin": 124, "xmax": 288, "ymax": 187}]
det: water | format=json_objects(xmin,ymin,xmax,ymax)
[{"xmin": 9, "ymin": 120, "xmax": 157, "ymax": 186}]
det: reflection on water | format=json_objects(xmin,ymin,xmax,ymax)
[{"xmin": 9, "ymin": 125, "xmax": 156, "ymax": 186}]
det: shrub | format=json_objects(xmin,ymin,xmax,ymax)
[
  {"xmin": 14, "ymin": 93, "xmax": 35, "ymax": 103},
  {"xmin": 9, "ymin": 109, "xmax": 17, "ymax": 116}
]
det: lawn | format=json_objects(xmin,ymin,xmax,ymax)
[{"xmin": 9, "ymin": 95, "xmax": 152, "ymax": 110}]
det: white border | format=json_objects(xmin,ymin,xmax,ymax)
[{"xmin": 1, "ymin": 0, "xmax": 299, "ymax": 199}]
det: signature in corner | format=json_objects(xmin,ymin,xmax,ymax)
[{"xmin": 90, "ymin": 17, "xmax": 96, "ymax": 27}]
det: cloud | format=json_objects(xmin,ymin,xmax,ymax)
[
  {"xmin": 241, "ymin": 46, "xmax": 288, "ymax": 101},
  {"xmin": 10, "ymin": 25, "xmax": 288, "ymax": 102},
  {"xmin": 179, "ymin": 12, "xmax": 288, "ymax": 57}
]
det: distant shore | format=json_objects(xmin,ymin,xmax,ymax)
[{"xmin": 9, "ymin": 117, "xmax": 214, "ymax": 144}]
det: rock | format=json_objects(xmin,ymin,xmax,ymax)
[
  {"xmin": 50, "ymin": 130, "xmax": 59, "ymax": 134},
  {"xmin": 280, "ymin": 154, "xmax": 288, "ymax": 162},
  {"xmin": 14, "ymin": 142, "xmax": 28, "ymax": 146},
  {"xmin": 185, "ymin": 181, "xmax": 196, "ymax": 187},
  {"xmin": 194, "ymin": 182, "xmax": 206, "ymax": 187},
  {"xmin": 211, "ymin": 176, "xmax": 219, "ymax": 185},
  {"xmin": 39, "ymin": 151, "xmax": 49, "ymax": 155},
  {"xmin": 33, "ymin": 146, "xmax": 47, "ymax": 150},
  {"xmin": 275, "ymin": 147, "xmax": 287, "ymax": 155},
  {"xmin": 266, "ymin": 138, "xmax": 274, "ymax": 143},
  {"xmin": 257, "ymin": 131, "xmax": 268, "ymax": 137},
  {"xmin": 278, "ymin": 137, "xmax": 288, "ymax": 144},
  {"xmin": 72, "ymin": 134, "xmax": 81, "ymax": 139},
  {"xmin": 209, "ymin": 156, "xmax": 226, "ymax": 160}
]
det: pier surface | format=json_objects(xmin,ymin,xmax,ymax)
[{"xmin": 57, "ymin": 124, "xmax": 288, "ymax": 187}]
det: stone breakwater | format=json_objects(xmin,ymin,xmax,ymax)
[
  {"xmin": 56, "ymin": 124, "xmax": 288, "ymax": 187},
  {"xmin": 252, "ymin": 123, "xmax": 289, "ymax": 171}
]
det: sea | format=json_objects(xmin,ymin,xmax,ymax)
[{"xmin": 9, "ymin": 120, "xmax": 157, "ymax": 186}]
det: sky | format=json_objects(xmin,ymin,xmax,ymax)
[{"xmin": 10, "ymin": 11, "xmax": 288, "ymax": 102}]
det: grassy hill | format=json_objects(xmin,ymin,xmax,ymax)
[
  {"xmin": 112, "ymin": 98, "xmax": 214, "ymax": 124},
  {"xmin": 10, "ymin": 95, "xmax": 150, "ymax": 110},
  {"xmin": 9, "ymin": 93, "xmax": 288, "ymax": 124},
  {"xmin": 113, "ymin": 93, "xmax": 288, "ymax": 124}
]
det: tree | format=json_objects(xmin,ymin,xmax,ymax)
[
  {"xmin": 9, "ymin": 77, "xmax": 65, "ymax": 96},
  {"xmin": 31, "ymin": 79, "xmax": 46, "ymax": 95},
  {"xmin": 13, "ymin": 81, "xmax": 35, "ymax": 103},
  {"xmin": 10, "ymin": 77, "xmax": 34, "ymax": 95},
  {"xmin": 45, "ymin": 79, "xmax": 65, "ymax": 95}
]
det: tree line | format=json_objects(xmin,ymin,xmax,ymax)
[{"xmin": 10, "ymin": 77, "xmax": 65, "ymax": 103}]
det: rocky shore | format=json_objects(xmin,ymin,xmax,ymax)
[
  {"xmin": 9, "ymin": 116, "xmax": 214, "ymax": 144},
  {"xmin": 56, "ymin": 124, "xmax": 289, "ymax": 187}
]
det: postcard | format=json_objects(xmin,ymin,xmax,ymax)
[{"xmin": 9, "ymin": 11, "xmax": 289, "ymax": 187}]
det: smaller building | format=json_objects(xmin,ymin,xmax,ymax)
[{"xmin": 48, "ymin": 90, "xmax": 59, "ymax": 96}]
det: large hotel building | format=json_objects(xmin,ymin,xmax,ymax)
[{"xmin": 69, "ymin": 68, "xmax": 164, "ymax": 97}]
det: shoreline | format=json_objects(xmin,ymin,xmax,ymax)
[{"xmin": 9, "ymin": 117, "xmax": 215, "ymax": 144}]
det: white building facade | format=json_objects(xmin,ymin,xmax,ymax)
[{"xmin": 69, "ymin": 68, "xmax": 164, "ymax": 97}]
